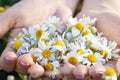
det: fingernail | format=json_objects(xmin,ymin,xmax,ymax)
[
  {"xmin": 20, "ymin": 61, "xmax": 29, "ymax": 68},
  {"xmin": 91, "ymin": 73, "xmax": 102, "ymax": 77},
  {"xmin": 64, "ymin": 74, "xmax": 72, "ymax": 78},
  {"xmin": 5, "ymin": 57, "xmax": 14, "ymax": 64},
  {"xmin": 75, "ymin": 75, "xmax": 85, "ymax": 79}
]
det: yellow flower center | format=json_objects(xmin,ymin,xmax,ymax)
[
  {"xmin": 88, "ymin": 24, "xmax": 92, "ymax": 28},
  {"xmin": 86, "ymin": 40, "xmax": 93, "ymax": 44},
  {"xmin": 41, "ymin": 37, "xmax": 45, "ymax": 41},
  {"xmin": 52, "ymin": 23, "xmax": 58, "ymax": 28},
  {"xmin": 0, "ymin": 7, "xmax": 5, "ymax": 12},
  {"xmin": 42, "ymin": 49, "xmax": 51, "ymax": 58},
  {"xmin": 75, "ymin": 22, "xmax": 84, "ymax": 31},
  {"xmin": 30, "ymin": 45, "xmax": 35, "ymax": 48},
  {"xmin": 36, "ymin": 29, "xmax": 44, "ymax": 38},
  {"xmin": 101, "ymin": 50, "xmax": 108, "ymax": 59},
  {"xmin": 13, "ymin": 41, "xmax": 23, "ymax": 50},
  {"xmin": 88, "ymin": 54, "xmax": 97, "ymax": 62},
  {"xmin": 27, "ymin": 34, "xmax": 31, "ymax": 37},
  {"xmin": 77, "ymin": 48, "xmax": 84, "ymax": 54},
  {"xmin": 45, "ymin": 63, "xmax": 53, "ymax": 71},
  {"xmin": 31, "ymin": 54, "xmax": 38, "ymax": 62},
  {"xmin": 54, "ymin": 41, "xmax": 64, "ymax": 46},
  {"xmin": 16, "ymin": 35, "xmax": 22, "ymax": 40},
  {"xmin": 82, "ymin": 30, "xmax": 91, "ymax": 36},
  {"xmin": 68, "ymin": 56, "xmax": 78, "ymax": 65},
  {"xmin": 105, "ymin": 68, "xmax": 115, "ymax": 76}
]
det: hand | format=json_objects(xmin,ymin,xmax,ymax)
[
  {"xmin": 61, "ymin": 0, "xmax": 120, "ymax": 79},
  {"xmin": 0, "ymin": 0, "xmax": 73, "ymax": 78}
]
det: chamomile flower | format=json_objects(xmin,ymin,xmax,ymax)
[
  {"xmin": 51, "ymin": 35, "xmax": 66, "ymax": 53},
  {"xmin": 100, "ymin": 48, "xmax": 112, "ymax": 62},
  {"xmin": 29, "ymin": 48, "xmax": 42, "ymax": 62},
  {"xmin": 102, "ymin": 68, "xmax": 117, "ymax": 80},
  {"xmin": 79, "ymin": 15, "xmax": 97, "ymax": 26},
  {"xmin": 68, "ymin": 42, "xmax": 86, "ymax": 54},
  {"xmin": 66, "ymin": 17, "xmax": 85, "ymax": 37},
  {"xmin": 99, "ymin": 37, "xmax": 119, "ymax": 61},
  {"xmin": 82, "ymin": 52, "xmax": 105, "ymax": 66},
  {"xmin": 44, "ymin": 16, "xmax": 63, "ymax": 33},
  {"xmin": 16, "ymin": 42, "xmax": 30, "ymax": 56},
  {"xmin": 67, "ymin": 17, "xmax": 78, "ymax": 26},
  {"xmin": 62, "ymin": 52, "xmax": 83, "ymax": 65},
  {"xmin": 45, "ymin": 61, "xmax": 60, "ymax": 78},
  {"xmin": 38, "ymin": 41, "xmax": 55, "ymax": 65},
  {"xmin": 30, "ymin": 25, "xmax": 47, "ymax": 38},
  {"xmin": 84, "ymin": 34, "xmax": 103, "ymax": 50}
]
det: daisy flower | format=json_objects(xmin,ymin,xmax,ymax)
[
  {"xmin": 44, "ymin": 16, "xmax": 63, "ymax": 33},
  {"xmin": 99, "ymin": 37, "xmax": 120, "ymax": 61},
  {"xmin": 44, "ymin": 61, "xmax": 60, "ymax": 78},
  {"xmin": 84, "ymin": 34, "xmax": 103, "ymax": 51},
  {"xmin": 16, "ymin": 42, "xmax": 30, "ymax": 56},
  {"xmin": 79, "ymin": 15, "xmax": 97, "ymax": 26},
  {"xmin": 29, "ymin": 25, "xmax": 48, "ymax": 38},
  {"xmin": 38, "ymin": 41, "xmax": 55, "ymax": 66},
  {"xmin": 51, "ymin": 35, "xmax": 66, "ymax": 53},
  {"xmin": 62, "ymin": 52, "xmax": 83, "ymax": 65},
  {"xmin": 67, "ymin": 17, "xmax": 78, "ymax": 26},
  {"xmin": 68, "ymin": 42, "xmax": 86, "ymax": 55},
  {"xmin": 102, "ymin": 68, "xmax": 117, "ymax": 80},
  {"xmin": 82, "ymin": 52, "xmax": 105, "ymax": 66},
  {"xmin": 29, "ymin": 48, "xmax": 42, "ymax": 62}
]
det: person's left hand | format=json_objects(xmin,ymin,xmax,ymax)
[{"xmin": 60, "ymin": 0, "xmax": 120, "ymax": 79}]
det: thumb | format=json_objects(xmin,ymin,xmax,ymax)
[
  {"xmin": 0, "ymin": 6, "xmax": 16, "ymax": 38},
  {"xmin": 54, "ymin": 5, "xmax": 72, "ymax": 23}
]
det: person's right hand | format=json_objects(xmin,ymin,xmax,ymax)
[{"xmin": 0, "ymin": 0, "xmax": 73, "ymax": 78}]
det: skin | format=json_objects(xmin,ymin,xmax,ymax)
[
  {"xmin": 0, "ymin": 0, "xmax": 74, "ymax": 78},
  {"xmin": 0, "ymin": 0, "xmax": 120, "ymax": 79},
  {"xmin": 61, "ymin": 0, "xmax": 120, "ymax": 79}
]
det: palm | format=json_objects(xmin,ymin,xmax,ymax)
[
  {"xmin": 0, "ymin": 0, "xmax": 72, "ymax": 78},
  {"xmin": 61, "ymin": 11, "xmax": 120, "ymax": 80}
]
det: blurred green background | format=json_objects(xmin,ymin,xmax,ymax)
[{"xmin": 0, "ymin": 0, "xmax": 120, "ymax": 80}]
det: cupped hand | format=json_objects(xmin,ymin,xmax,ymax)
[
  {"xmin": 61, "ymin": 0, "xmax": 120, "ymax": 79},
  {"xmin": 0, "ymin": 0, "xmax": 72, "ymax": 78},
  {"xmin": 60, "ymin": 11, "xmax": 120, "ymax": 80}
]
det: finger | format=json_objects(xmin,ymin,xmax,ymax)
[
  {"xmin": 27, "ymin": 63, "xmax": 44, "ymax": 78},
  {"xmin": 61, "ymin": 63, "xmax": 75, "ymax": 79},
  {"xmin": 15, "ymin": 54, "xmax": 34, "ymax": 74},
  {"xmin": 0, "ymin": 44, "xmax": 17, "ymax": 72},
  {"xmin": 54, "ymin": 67, "xmax": 64, "ymax": 79},
  {"xmin": 89, "ymin": 65, "xmax": 105, "ymax": 79},
  {"xmin": 42, "ymin": 76, "xmax": 51, "ymax": 80},
  {"xmin": 73, "ymin": 64, "xmax": 89, "ymax": 80},
  {"xmin": 0, "ymin": 6, "xmax": 17, "ymax": 38},
  {"xmin": 0, "ymin": 26, "xmax": 24, "ymax": 72},
  {"xmin": 54, "ymin": 5, "xmax": 72, "ymax": 23}
]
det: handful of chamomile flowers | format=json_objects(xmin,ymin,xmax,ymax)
[{"xmin": 11, "ymin": 16, "xmax": 120, "ymax": 80}]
